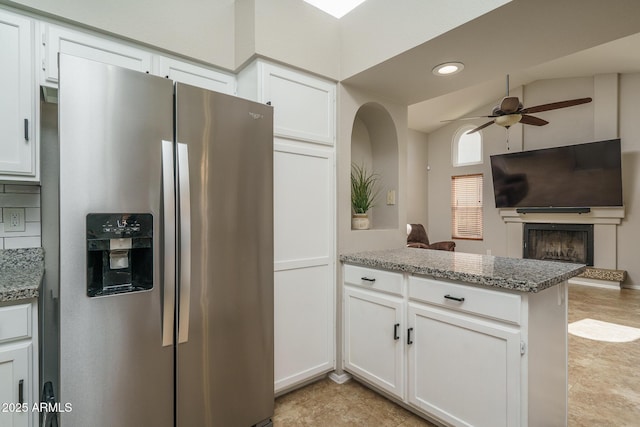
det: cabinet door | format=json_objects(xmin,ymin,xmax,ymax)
[
  {"xmin": 274, "ymin": 266, "xmax": 333, "ymax": 393},
  {"xmin": 41, "ymin": 24, "xmax": 153, "ymax": 86},
  {"xmin": 155, "ymin": 56, "xmax": 235, "ymax": 94},
  {"xmin": 0, "ymin": 342, "xmax": 31, "ymax": 427},
  {"xmin": 0, "ymin": 11, "xmax": 35, "ymax": 177},
  {"xmin": 407, "ymin": 303, "xmax": 521, "ymax": 427},
  {"xmin": 273, "ymin": 140, "xmax": 335, "ymax": 393},
  {"xmin": 262, "ymin": 63, "xmax": 335, "ymax": 145},
  {"xmin": 344, "ymin": 286, "xmax": 404, "ymax": 399}
]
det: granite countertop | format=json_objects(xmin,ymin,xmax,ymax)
[
  {"xmin": 340, "ymin": 247, "xmax": 586, "ymax": 293},
  {"xmin": 0, "ymin": 248, "xmax": 44, "ymax": 302}
]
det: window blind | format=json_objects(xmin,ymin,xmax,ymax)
[{"xmin": 451, "ymin": 174, "xmax": 483, "ymax": 240}]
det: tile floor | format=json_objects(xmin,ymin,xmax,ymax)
[{"xmin": 274, "ymin": 283, "xmax": 640, "ymax": 426}]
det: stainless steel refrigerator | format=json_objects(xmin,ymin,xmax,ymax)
[{"xmin": 40, "ymin": 54, "xmax": 274, "ymax": 426}]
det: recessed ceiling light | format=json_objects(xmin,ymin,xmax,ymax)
[
  {"xmin": 432, "ymin": 62, "xmax": 465, "ymax": 76},
  {"xmin": 304, "ymin": 0, "xmax": 367, "ymax": 19}
]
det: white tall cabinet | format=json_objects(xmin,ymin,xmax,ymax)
[
  {"xmin": 238, "ymin": 60, "xmax": 336, "ymax": 393},
  {"xmin": 0, "ymin": 9, "xmax": 36, "ymax": 181}
]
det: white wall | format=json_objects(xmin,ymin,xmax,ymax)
[
  {"xmin": 3, "ymin": 0, "xmax": 511, "ymax": 81},
  {"xmin": 426, "ymin": 74, "xmax": 640, "ymax": 288},
  {"xmin": 3, "ymin": 0, "xmax": 237, "ymax": 69},
  {"xmin": 5, "ymin": 0, "xmax": 342, "ymax": 78}
]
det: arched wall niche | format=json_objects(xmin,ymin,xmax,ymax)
[{"xmin": 350, "ymin": 102, "xmax": 399, "ymax": 230}]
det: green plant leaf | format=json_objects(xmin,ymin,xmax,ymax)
[{"xmin": 351, "ymin": 163, "xmax": 380, "ymax": 214}]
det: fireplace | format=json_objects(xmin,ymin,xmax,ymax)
[{"xmin": 523, "ymin": 223, "xmax": 594, "ymax": 266}]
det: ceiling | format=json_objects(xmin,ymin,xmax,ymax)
[{"xmin": 340, "ymin": 0, "xmax": 640, "ymax": 134}]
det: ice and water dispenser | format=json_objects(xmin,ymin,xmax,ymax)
[{"xmin": 86, "ymin": 213, "xmax": 153, "ymax": 297}]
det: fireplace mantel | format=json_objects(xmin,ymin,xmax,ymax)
[
  {"xmin": 499, "ymin": 207, "xmax": 625, "ymax": 225},
  {"xmin": 500, "ymin": 207, "xmax": 625, "ymax": 287}
]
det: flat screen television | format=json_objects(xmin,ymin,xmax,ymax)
[{"xmin": 490, "ymin": 139, "xmax": 623, "ymax": 208}]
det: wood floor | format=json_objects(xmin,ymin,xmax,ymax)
[{"xmin": 274, "ymin": 284, "xmax": 640, "ymax": 426}]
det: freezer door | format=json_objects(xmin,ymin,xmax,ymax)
[
  {"xmin": 175, "ymin": 83, "xmax": 274, "ymax": 426},
  {"xmin": 57, "ymin": 54, "xmax": 174, "ymax": 427}
]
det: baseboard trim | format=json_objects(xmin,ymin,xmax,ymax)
[
  {"xmin": 569, "ymin": 277, "xmax": 620, "ymax": 290},
  {"xmin": 328, "ymin": 371, "xmax": 352, "ymax": 384}
]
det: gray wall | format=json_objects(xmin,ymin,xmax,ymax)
[
  {"xmin": 618, "ymin": 73, "xmax": 640, "ymax": 288},
  {"xmin": 407, "ymin": 129, "xmax": 429, "ymax": 226},
  {"xmin": 339, "ymin": 0, "xmax": 510, "ymax": 79}
]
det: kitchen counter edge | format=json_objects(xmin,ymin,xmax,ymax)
[{"xmin": 340, "ymin": 247, "xmax": 586, "ymax": 293}]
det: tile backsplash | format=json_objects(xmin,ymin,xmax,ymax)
[{"xmin": 0, "ymin": 184, "xmax": 41, "ymax": 249}]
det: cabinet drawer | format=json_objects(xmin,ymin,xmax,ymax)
[
  {"xmin": 344, "ymin": 264, "xmax": 403, "ymax": 296},
  {"xmin": 0, "ymin": 303, "xmax": 32, "ymax": 343},
  {"xmin": 409, "ymin": 276, "xmax": 521, "ymax": 324}
]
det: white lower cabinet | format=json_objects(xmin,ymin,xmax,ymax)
[
  {"xmin": 274, "ymin": 265, "xmax": 334, "ymax": 392},
  {"xmin": 0, "ymin": 301, "xmax": 37, "ymax": 427},
  {"xmin": 342, "ymin": 264, "xmax": 568, "ymax": 427},
  {"xmin": 344, "ymin": 286, "xmax": 404, "ymax": 399},
  {"xmin": 0, "ymin": 342, "xmax": 30, "ymax": 427},
  {"xmin": 407, "ymin": 303, "xmax": 521, "ymax": 427}
]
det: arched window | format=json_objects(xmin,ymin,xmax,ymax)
[{"xmin": 452, "ymin": 125, "xmax": 483, "ymax": 167}]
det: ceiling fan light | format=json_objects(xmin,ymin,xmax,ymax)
[
  {"xmin": 495, "ymin": 114, "xmax": 522, "ymax": 128},
  {"xmin": 432, "ymin": 62, "xmax": 464, "ymax": 76}
]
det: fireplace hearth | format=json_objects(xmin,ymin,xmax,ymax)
[{"xmin": 523, "ymin": 223, "xmax": 594, "ymax": 266}]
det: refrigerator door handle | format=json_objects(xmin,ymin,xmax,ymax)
[
  {"xmin": 161, "ymin": 140, "xmax": 176, "ymax": 347},
  {"xmin": 177, "ymin": 142, "xmax": 191, "ymax": 344}
]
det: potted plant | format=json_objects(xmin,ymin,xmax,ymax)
[{"xmin": 351, "ymin": 163, "xmax": 380, "ymax": 230}]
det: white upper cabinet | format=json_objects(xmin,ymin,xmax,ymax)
[
  {"xmin": 40, "ymin": 24, "xmax": 153, "ymax": 86},
  {"xmin": 155, "ymin": 56, "xmax": 235, "ymax": 94},
  {"xmin": 0, "ymin": 10, "xmax": 36, "ymax": 180},
  {"xmin": 238, "ymin": 60, "xmax": 336, "ymax": 145}
]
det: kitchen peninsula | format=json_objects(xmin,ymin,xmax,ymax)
[{"xmin": 340, "ymin": 248, "xmax": 585, "ymax": 427}]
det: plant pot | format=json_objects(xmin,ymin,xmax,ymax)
[{"xmin": 352, "ymin": 213, "xmax": 370, "ymax": 230}]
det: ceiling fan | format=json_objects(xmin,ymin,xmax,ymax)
[{"xmin": 445, "ymin": 76, "xmax": 592, "ymax": 134}]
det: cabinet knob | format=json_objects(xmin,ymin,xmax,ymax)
[
  {"xmin": 407, "ymin": 327, "xmax": 414, "ymax": 345},
  {"xmin": 444, "ymin": 294, "xmax": 465, "ymax": 302},
  {"xmin": 393, "ymin": 323, "xmax": 400, "ymax": 340},
  {"xmin": 361, "ymin": 277, "xmax": 376, "ymax": 282}
]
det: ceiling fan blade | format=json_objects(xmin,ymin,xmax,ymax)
[
  {"xmin": 500, "ymin": 97, "xmax": 521, "ymax": 114},
  {"xmin": 467, "ymin": 120, "xmax": 495, "ymax": 134},
  {"xmin": 520, "ymin": 97, "xmax": 592, "ymax": 114},
  {"xmin": 519, "ymin": 115, "xmax": 549, "ymax": 126},
  {"xmin": 441, "ymin": 115, "xmax": 496, "ymax": 122}
]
